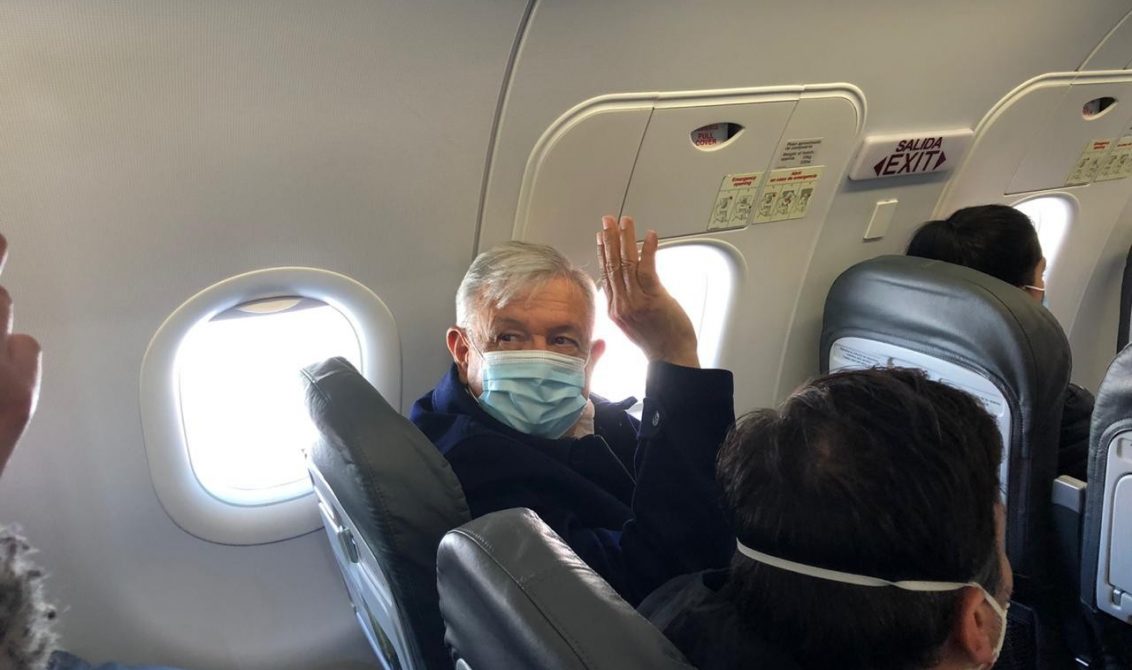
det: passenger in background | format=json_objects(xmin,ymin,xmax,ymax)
[
  {"xmin": 411, "ymin": 216, "xmax": 735, "ymax": 604},
  {"xmin": 641, "ymin": 368, "xmax": 1012, "ymax": 670},
  {"xmin": 907, "ymin": 204, "xmax": 1093, "ymax": 480}
]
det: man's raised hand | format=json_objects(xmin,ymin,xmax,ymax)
[{"xmin": 597, "ymin": 216, "xmax": 699, "ymax": 368}]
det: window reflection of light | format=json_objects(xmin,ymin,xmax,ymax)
[
  {"xmin": 591, "ymin": 245, "xmax": 734, "ymax": 411},
  {"xmin": 178, "ymin": 302, "xmax": 361, "ymax": 506},
  {"xmin": 1013, "ymin": 196, "xmax": 1073, "ymax": 277}
]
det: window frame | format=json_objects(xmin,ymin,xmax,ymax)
[
  {"xmin": 140, "ymin": 267, "xmax": 400, "ymax": 545},
  {"xmin": 589, "ymin": 239, "xmax": 742, "ymax": 408},
  {"xmin": 1011, "ymin": 192, "xmax": 1078, "ymax": 279}
]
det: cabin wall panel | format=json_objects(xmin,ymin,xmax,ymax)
[
  {"xmin": 937, "ymin": 72, "xmax": 1132, "ymax": 394},
  {"xmin": 0, "ymin": 1, "xmax": 528, "ymax": 668},
  {"xmin": 1, "ymin": 2, "xmax": 1131, "ymax": 668},
  {"xmin": 485, "ymin": 0, "xmax": 1130, "ymax": 409},
  {"xmin": 1081, "ymin": 10, "xmax": 1132, "ymax": 71},
  {"xmin": 1069, "ymin": 193, "xmax": 1132, "ymax": 390}
]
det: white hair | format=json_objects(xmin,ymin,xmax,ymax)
[{"xmin": 456, "ymin": 241, "xmax": 597, "ymax": 330}]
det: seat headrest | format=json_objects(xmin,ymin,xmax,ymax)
[
  {"xmin": 821, "ymin": 255, "xmax": 1069, "ymax": 413},
  {"xmin": 437, "ymin": 508, "xmax": 695, "ymax": 670},
  {"xmin": 303, "ymin": 356, "xmax": 470, "ymax": 668},
  {"xmin": 1081, "ymin": 343, "xmax": 1132, "ymax": 611},
  {"xmin": 1090, "ymin": 343, "xmax": 1132, "ymax": 455},
  {"xmin": 821, "ymin": 255, "xmax": 1070, "ymax": 578}
]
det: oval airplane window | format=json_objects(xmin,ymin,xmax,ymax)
[
  {"xmin": 178, "ymin": 297, "xmax": 361, "ymax": 506},
  {"xmin": 591, "ymin": 243, "xmax": 739, "ymax": 411},
  {"xmin": 1012, "ymin": 195, "xmax": 1074, "ymax": 278},
  {"xmin": 141, "ymin": 267, "xmax": 400, "ymax": 545}
]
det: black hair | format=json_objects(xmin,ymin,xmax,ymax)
[
  {"xmin": 718, "ymin": 368, "xmax": 1004, "ymax": 670},
  {"xmin": 907, "ymin": 204, "xmax": 1042, "ymax": 287}
]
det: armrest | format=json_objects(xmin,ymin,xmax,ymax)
[{"xmin": 1051, "ymin": 475, "xmax": 1086, "ymax": 595}]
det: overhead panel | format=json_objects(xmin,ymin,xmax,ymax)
[
  {"xmin": 768, "ymin": 92, "xmax": 862, "ymax": 226},
  {"xmin": 937, "ymin": 71, "xmax": 1132, "ymax": 385},
  {"xmin": 1008, "ymin": 77, "xmax": 1132, "ymax": 193},
  {"xmin": 620, "ymin": 95, "xmax": 796, "ymax": 238},
  {"xmin": 1080, "ymin": 11, "xmax": 1132, "ymax": 71},
  {"xmin": 512, "ymin": 100, "xmax": 653, "ymax": 257},
  {"xmin": 515, "ymin": 86, "xmax": 863, "ymax": 265}
]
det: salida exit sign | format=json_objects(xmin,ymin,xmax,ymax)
[{"xmin": 849, "ymin": 129, "xmax": 974, "ymax": 180}]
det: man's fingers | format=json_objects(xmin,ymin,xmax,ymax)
[
  {"xmin": 637, "ymin": 229, "xmax": 660, "ymax": 289},
  {"xmin": 617, "ymin": 216, "xmax": 638, "ymax": 264},
  {"xmin": 595, "ymin": 232, "xmax": 614, "ymax": 308},
  {"xmin": 0, "ymin": 234, "xmax": 8, "ymax": 277},
  {"xmin": 601, "ymin": 216, "xmax": 625, "ymax": 293},
  {"xmin": 0, "ymin": 287, "xmax": 11, "ymax": 351},
  {"xmin": 617, "ymin": 217, "xmax": 638, "ymax": 292},
  {"xmin": 8, "ymin": 334, "xmax": 41, "ymax": 408}
]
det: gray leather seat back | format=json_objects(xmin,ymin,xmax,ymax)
[
  {"xmin": 303, "ymin": 357, "xmax": 471, "ymax": 670},
  {"xmin": 821, "ymin": 255, "xmax": 1070, "ymax": 580},
  {"xmin": 1081, "ymin": 343, "xmax": 1132, "ymax": 624},
  {"xmin": 437, "ymin": 508, "xmax": 696, "ymax": 670}
]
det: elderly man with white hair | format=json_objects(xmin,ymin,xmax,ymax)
[{"xmin": 410, "ymin": 216, "xmax": 735, "ymax": 604}]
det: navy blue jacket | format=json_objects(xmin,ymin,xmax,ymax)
[
  {"xmin": 410, "ymin": 361, "xmax": 735, "ymax": 604},
  {"xmin": 640, "ymin": 570, "xmax": 802, "ymax": 670}
]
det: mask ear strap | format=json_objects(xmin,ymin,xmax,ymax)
[
  {"xmin": 460, "ymin": 327, "xmax": 486, "ymax": 357},
  {"xmin": 735, "ymin": 539, "xmax": 973, "ymax": 593},
  {"xmin": 736, "ymin": 539, "xmax": 1009, "ymax": 664}
]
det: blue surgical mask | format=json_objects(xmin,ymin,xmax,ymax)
[{"xmin": 476, "ymin": 349, "xmax": 588, "ymax": 439}]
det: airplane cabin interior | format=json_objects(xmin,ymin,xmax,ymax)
[{"xmin": 3, "ymin": 2, "xmax": 1132, "ymax": 669}]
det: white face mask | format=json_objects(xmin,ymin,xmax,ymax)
[{"xmin": 735, "ymin": 540, "xmax": 1009, "ymax": 662}]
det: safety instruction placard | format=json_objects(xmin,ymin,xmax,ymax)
[
  {"xmin": 775, "ymin": 138, "xmax": 823, "ymax": 168},
  {"xmin": 1066, "ymin": 138, "xmax": 1113, "ymax": 186},
  {"xmin": 708, "ymin": 171, "xmax": 762, "ymax": 231},
  {"xmin": 754, "ymin": 166, "xmax": 823, "ymax": 224},
  {"xmin": 1096, "ymin": 136, "xmax": 1132, "ymax": 182}
]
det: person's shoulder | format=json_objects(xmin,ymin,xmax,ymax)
[{"xmin": 643, "ymin": 569, "xmax": 803, "ymax": 670}]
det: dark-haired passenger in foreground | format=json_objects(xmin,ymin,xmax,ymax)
[
  {"xmin": 906, "ymin": 204, "xmax": 1093, "ymax": 481},
  {"xmin": 641, "ymin": 368, "xmax": 1013, "ymax": 670}
]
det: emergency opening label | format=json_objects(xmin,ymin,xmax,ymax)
[
  {"xmin": 1066, "ymin": 138, "xmax": 1114, "ymax": 186},
  {"xmin": 708, "ymin": 171, "xmax": 763, "ymax": 231}
]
